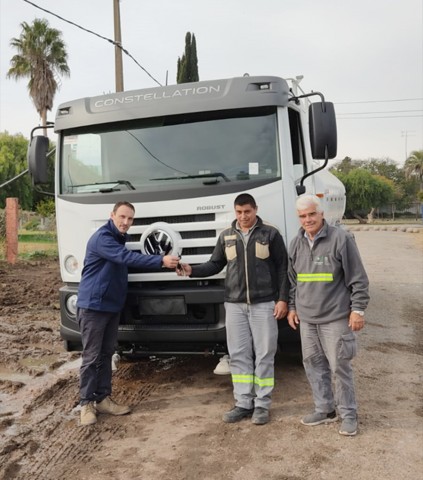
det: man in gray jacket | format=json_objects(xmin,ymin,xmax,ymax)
[
  {"xmin": 287, "ymin": 194, "xmax": 369, "ymax": 436},
  {"xmin": 177, "ymin": 193, "xmax": 289, "ymax": 425}
]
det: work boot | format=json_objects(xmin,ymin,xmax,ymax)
[
  {"xmin": 252, "ymin": 407, "xmax": 270, "ymax": 425},
  {"xmin": 222, "ymin": 406, "xmax": 254, "ymax": 423},
  {"xmin": 96, "ymin": 396, "xmax": 131, "ymax": 416},
  {"xmin": 80, "ymin": 402, "xmax": 97, "ymax": 426}
]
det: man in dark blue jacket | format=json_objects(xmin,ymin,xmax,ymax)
[{"xmin": 77, "ymin": 201, "xmax": 180, "ymax": 426}]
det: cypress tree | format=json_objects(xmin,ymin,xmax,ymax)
[
  {"xmin": 190, "ymin": 34, "xmax": 199, "ymax": 82},
  {"xmin": 177, "ymin": 32, "xmax": 199, "ymax": 83}
]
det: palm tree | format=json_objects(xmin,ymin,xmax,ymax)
[
  {"xmin": 404, "ymin": 150, "xmax": 423, "ymax": 191},
  {"xmin": 7, "ymin": 18, "xmax": 70, "ymax": 134}
]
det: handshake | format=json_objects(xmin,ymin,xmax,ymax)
[
  {"xmin": 176, "ymin": 261, "xmax": 192, "ymax": 277},
  {"xmin": 161, "ymin": 255, "xmax": 192, "ymax": 276}
]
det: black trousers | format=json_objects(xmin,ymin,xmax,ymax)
[{"xmin": 77, "ymin": 308, "xmax": 120, "ymax": 405}]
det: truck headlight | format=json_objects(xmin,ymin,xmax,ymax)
[
  {"xmin": 64, "ymin": 255, "xmax": 78, "ymax": 274},
  {"xmin": 65, "ymin": 294, "xmax": 78, "ymax": 317}
]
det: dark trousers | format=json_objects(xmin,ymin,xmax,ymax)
[{"xmin": 77, "ymin": 308, "xmax": 120, "ymax": 405}]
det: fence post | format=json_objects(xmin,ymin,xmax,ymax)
[{"xmin": 6, "ymin": 197, "xmax": 19, "ymax": 264}]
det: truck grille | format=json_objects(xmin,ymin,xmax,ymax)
[{"xmin": 127, "ymin": 213, "xmax": 217, "ymax": 257}]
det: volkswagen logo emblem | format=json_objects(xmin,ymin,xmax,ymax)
[{"xmin": 140, "ymin": 222, "xmax": 182, "ymax": 257}]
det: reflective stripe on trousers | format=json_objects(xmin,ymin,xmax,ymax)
[{"xmin": 225, "ymin": 301, "xmax": 278, "ymax": 410}]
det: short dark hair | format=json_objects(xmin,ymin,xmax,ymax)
[
  {"xmin": 234, "ymin": 193, "xmax": 257, "ymax": 208},
  {"xmin": 113, "ymin": 201, "xmax": 135, "ymax": 213}
]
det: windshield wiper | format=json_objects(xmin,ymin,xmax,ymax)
[
  {"xmin": 69, "ymin": 180, "xmax": 136, "ymax": 193},
  {"xmin": 112, "ymin": 180, "xmax": 136, "ymax": 190},
  {"xmin": 152, "ymin": 172, "xmax": 230, "ymax": 183}
]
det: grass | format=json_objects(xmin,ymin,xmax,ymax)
[
  {"xmin": 1, "ymin": 230, "xmax": 58, "ymax": 261},
  {"xmin": 18, "ymin": 233, "xmax": 57, "ymax": 242}
]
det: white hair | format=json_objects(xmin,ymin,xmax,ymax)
[{"xmin": 296, "ymin": 194, "xmax": 324, "ymax": 213}]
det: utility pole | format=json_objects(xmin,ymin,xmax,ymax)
[
  {"xmin": 401, "ymin": 130, "xmax": 416, "ymax": 162},
  {"xmin": 113, "ymin": 0, "xmax": 124, "ymax": 92}
]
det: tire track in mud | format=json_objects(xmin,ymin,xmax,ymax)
[{"xmin": 0, "ymin": 362, "xmax": 163, "ymax": 480}]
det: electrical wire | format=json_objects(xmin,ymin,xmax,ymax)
[
  {"xmin": 0, "ymin": 169, "xmax": 28, "ymax": 188},
  {"xmin": 337, "ymin": 110, "xmax": 423, "ymax": 115},
  {"xmin": 338, "ymin": 115, "xmax": 422, "ymax": 120},
  {"xmin": 22, "ymin": 0, "xmax": 162, "ymax": 86},
  {"xmin": 336, "ymin": 101, "xmax": 423, "ymax": 120},
  {"xmin": 336, "ymin": 97, "xmax": 423, "ymax": 104}
]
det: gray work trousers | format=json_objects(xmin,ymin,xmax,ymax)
[
  {"xmin": 300, "ymin": 319, "xmax": 358, "ymax": 420},
  {"xmin": 77, "ymin": 308, "xmax": 120, "ymax": 405},
  {"xmin": 224, "ymin": 301, "xmax": 278, "ymax": 410}
]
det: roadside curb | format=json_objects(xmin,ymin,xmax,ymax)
[{"xmin": 345, "ymin": 225, "xmax": 422, "ymax": 233}]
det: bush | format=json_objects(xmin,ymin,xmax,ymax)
[
  {"xmin": 23, "ymin": 219, "xmax": 41, "ymax": 231},
  {"xmin": 36, "ymin": 199, "xmax": 56, "ymax": 218}
]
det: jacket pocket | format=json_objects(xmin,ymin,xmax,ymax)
[
  {"xmin": 339, "ymin": 332, "xmax": 357, "ymax": 360},
  {"xmin": 256, "ymin": 241, "xmax": 270, "ymax": 259},
  {"xmin": 225, "ymin": 241, "xmax": 237, "ymax": 261}
]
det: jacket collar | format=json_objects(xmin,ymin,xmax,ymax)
[
  {"xmin": 231, "ymin": 215, "xmax": 263, "ymax": 231},
  {"xmin": 298, "ymin": 219, "xmax": 329, "ymax": 241},
  {"xmin": 106, "ymin": 218, "xmax": 128, "ymax": 243}
]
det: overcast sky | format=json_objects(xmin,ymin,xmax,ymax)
[{"xmin": 0, "ymin": 0, "xmax": 422, "ymax": 165}]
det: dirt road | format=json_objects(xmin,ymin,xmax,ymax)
[{"xmin": 0, "ymin": 229, "xmax": 422, "ymax": 480}]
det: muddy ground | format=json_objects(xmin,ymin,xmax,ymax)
[{"xmin": 0, "ymin": 229, "xmax": 422, "ymax": 480}]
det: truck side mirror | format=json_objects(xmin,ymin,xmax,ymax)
[
  {"xmin": 309, "ymin": 102, "xmax": 337, "ymax": 159},
  {"xmin": 27, "ymin": 135, "xmax": 49, "ymax": 184}
]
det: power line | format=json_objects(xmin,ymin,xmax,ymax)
[
  {"xmin": 337, "ymin": 109, "xmax": 423, "ymax": 115},
  {"xmin": 335, "ymin": 97, "xmax": 423, "ymax": 104},
  {"xmin": 337, "ymin": 115, "xmax": 423, "ymax": 120},
  {"xmin": 0, "ymin": 169, "xmax": 28, "ymax": 189},
  {"xmin": 22, "ymin": 0, "xmax": 162, "ymax": 86}
]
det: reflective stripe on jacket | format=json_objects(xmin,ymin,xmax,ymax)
[{"xmin": 288, "ymin": 221, "xmax": 369, "ymax": 324}]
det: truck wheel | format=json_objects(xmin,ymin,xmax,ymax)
[{"xmin": 63, "ymin": 340, "xmax": 82, "ymax": 352}]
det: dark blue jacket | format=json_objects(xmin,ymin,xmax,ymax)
[{"xmin": 77, "ymin": 219, "xmax": 162, "ymax": 312}]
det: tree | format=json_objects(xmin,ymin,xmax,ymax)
[
  {"xmin": 360, "ymin": 158, "xmax": 414, "ymax": 211},
  {"xmin": 0, "ymin": 132, "xmax": 55, "ymax": 211},
  {"xmin": 331, "ymin": 156, "xmax": 355, "ymax": 175},
  {"xmin": 0, "ymin": 132, "xmax": 33, "ymax": 210},
  {"xmin": 404, "ymin": 150, "xmax": 423, "ymax": 191},
  {"xmin": 362, "ymin": 158, "xmax": 404, "ymax": 184},
  {"xmin": 333, "ymin": 168, "xmax": 395, "ymax": 222},
  {"xmin": 177, "ymin": 32, "xmax": 199, "ymax": 83},
  {"xmin": 331, "ymin": 156, "xmax": 418, "ymax": 214},
  {"xmin": 7, "ymin": 18, "xmax": 70, "ymax": 133}
]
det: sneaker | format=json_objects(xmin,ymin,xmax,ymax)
[
  {"xmin": 301, "ymin": 410, "xmax": 338, "ymax": 426},
  {"xmin": 96, "ymin": 396, "xmax": 131, "ymax": 416},
  {"xmin": 252, "ymin": 407, "xmax": 269, "ymax": 425},
  {"xmin": 213, "ymin": 355, "xmax": 231, "ymax": 375},
  {"xmin": 111, "ymin": 353, "xmax": 121, "ymax": 371},
  {"xmin": 339, "ymin": 417, "xmax": 358, "ymax": 436},
  {"xmin": 80, "ymin": 402, "xmax": 97, "ymax": 426},
  {"xmin": 222, "ymin": 406, "xmax": 254, "ymax": 423}
]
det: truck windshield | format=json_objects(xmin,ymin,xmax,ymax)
[{"xmin": 60, "ymin": 107, "xmax": 281, "ymax": 194}]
